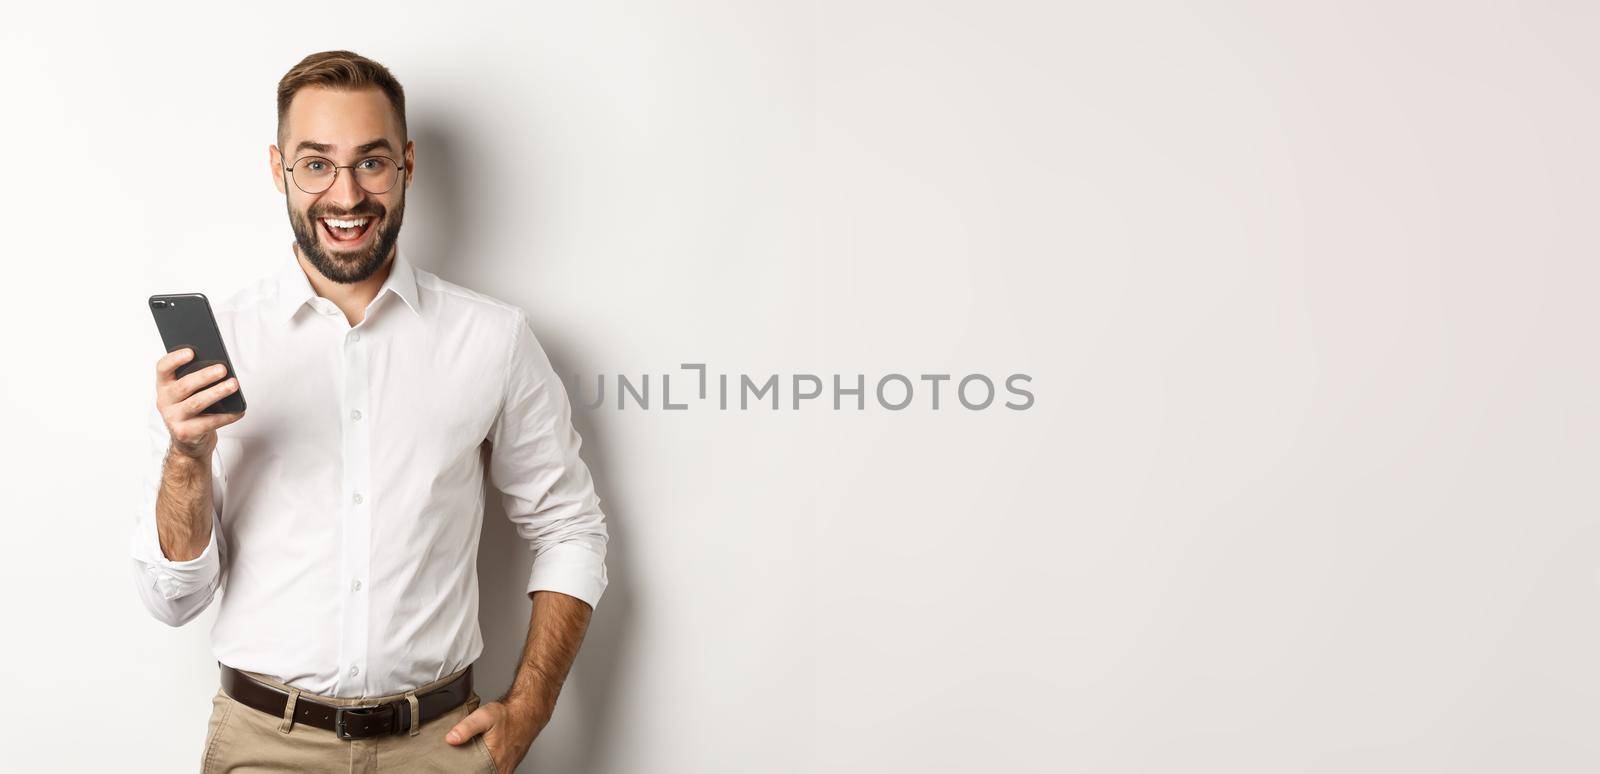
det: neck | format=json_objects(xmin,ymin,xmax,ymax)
[{"xmin": 294, "ymin": 243, "xmax": 395, "ymax": 326}]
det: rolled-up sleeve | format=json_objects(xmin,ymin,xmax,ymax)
[
  {"xmin": 487, "ymin": 309, "xmax": 610, "ymax": 609},
  {"xmin": 130, "ymin": 404, "xmax": 226, "ymax": 627}
]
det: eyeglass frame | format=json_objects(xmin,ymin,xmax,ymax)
[{"xmin": 281, "ymin": 154, "xmax": 407, "ymax": 195}]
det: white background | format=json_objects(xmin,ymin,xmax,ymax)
[{"xmin": 2, "ymin": 1, "xmax": 1597, "ymax": 771}]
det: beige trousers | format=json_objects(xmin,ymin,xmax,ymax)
[{"xmin": 199, "ymin": 667, "xmax": 498, "ymax": 773}]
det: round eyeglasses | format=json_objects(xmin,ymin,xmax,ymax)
[{"xmin": 285, "ymin": 155, "xmax": 403, "ymax": 195}]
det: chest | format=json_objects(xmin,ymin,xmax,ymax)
[{"xmin": 217, "ymin": 318, "xmax": 505, "ymax": 466}]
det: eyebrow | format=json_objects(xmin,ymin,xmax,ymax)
[{"xmin": 293, "ymin": 138, "xmax": 395, "ymax": 156}]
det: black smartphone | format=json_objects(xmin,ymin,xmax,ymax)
[{"xmin": 148, "ymin": 293, "xmax": 247, "ymax": 415}]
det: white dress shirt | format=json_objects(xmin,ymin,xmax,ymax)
[{"xmin": 131, "ymin": 246, "xmax": 609, "ymax": 698}]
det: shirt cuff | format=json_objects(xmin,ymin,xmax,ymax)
[
  {"xmin": 526, "ymin": 542, "xmax": 608, "ymax": 610},
  {"xmin": 140, "ymin": 517, "xmax": 221, "ymax": 601}
]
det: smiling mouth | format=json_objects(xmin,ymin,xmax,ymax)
[{"xmin": 319, "ymin": 216, "xmax": 376, "ymax": 247}]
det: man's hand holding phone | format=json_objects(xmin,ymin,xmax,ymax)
[{"xmin": 156, "ymin": 347, "xmax": 245, "ymax": 460}]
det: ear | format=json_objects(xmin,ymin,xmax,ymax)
[
  {"xmin": 270, "ymin": 144, "xmax": 286, "ymax": 194},
  {"xmin": 403, "ymin": 138, "xmax": 416, "ymax": 189}
]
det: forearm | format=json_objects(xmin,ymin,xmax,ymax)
[
  {"xmin": 154, "ymin": 446, "xmax": 216, "ymax": 562},
  {"xmin": 500, "ymin": 589, "xmax": 593, "ymax": 724}
]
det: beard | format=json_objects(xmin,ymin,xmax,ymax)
[{"xmin": 288, "ymin": 193, "xmax": 406, "ymax": 284}]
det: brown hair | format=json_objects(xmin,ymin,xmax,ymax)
[{"xmin": 276, "ymin": 50, "xmax": 406, "ymax": 145}]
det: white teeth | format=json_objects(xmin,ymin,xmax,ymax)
[{"xmin": 323, "ymin": 218, "xmax": 369, "ymax": 229}]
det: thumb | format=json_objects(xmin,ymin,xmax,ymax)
[{"xmin": 445, "ymin": 705, "xmax": 496, "ymax": 746}]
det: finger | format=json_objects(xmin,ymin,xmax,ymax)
[
  {"xmin": 445, "ymin": 706, "xmax": 496, "ymax": 745},
  {"xmin": 155, "ymin": 348, "xmax": 195, "ymax": 383},
  {"xmin": 167, "ymin": 363, "xmax": 232, "ymax": 403},
  {"xmin": 162, "ymin": 362, "xmax": 230, "ymax": 405},
  {"xmin": 178, "ymin": 378, "xmax": 239, "ymax": 417}
]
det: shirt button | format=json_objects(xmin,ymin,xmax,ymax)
[
  {"xmin": 352, "ymin": 579, "xmax": 363, "ymax": 591},
  {"xmin": 349, "ymin": 332, "xmax": 361, "ymax": 342},
  {"xmin": 351, "ymin": 409, "xmax": 362, "ymax": 421},
  {"xmin": 352, "ymin": 493, "xmax": 364, "ymax": 505},
  {"xmin": 349, "ymin": 665, "xmax": 359, "ymax": 677}
]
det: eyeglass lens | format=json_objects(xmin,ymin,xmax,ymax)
[{"xmin": 290, "ymin": 157, "xmax": 400, "ymax": 194}]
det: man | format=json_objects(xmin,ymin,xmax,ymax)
[{"xmin": 131, "ymin": 50, "xmax": 609, "ymax": 773}]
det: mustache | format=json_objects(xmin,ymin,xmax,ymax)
[{"xmin": 308, "ymin": 205, "xmax": 384, "ymax": 220}]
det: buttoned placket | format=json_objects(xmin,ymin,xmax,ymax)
[{"xmin": 325, "ymin": 299, "xmax": 372, "ymax": 696}]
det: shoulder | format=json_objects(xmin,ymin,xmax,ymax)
[
  {"xmin": 417, "ymin": 269, "xmax": 524, "ymax": 320},
  {"xmin": 414, "ymin": 268, "xmax": 530, "ymax": 343},
  {"xmin": 414, "ymin": 270, "xmax": 551, "ymax": 395}
]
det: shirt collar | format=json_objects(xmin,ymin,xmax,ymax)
[{"xmin": 276, "ymin": 245, "xmax": 422, "ymax": 323}]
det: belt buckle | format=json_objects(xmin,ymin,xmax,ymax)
[{"xmin": 334, "ymin": 704, "xmax": 385, "ymax": 740}]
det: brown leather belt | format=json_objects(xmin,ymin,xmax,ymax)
[{"xmin": 219, "ymin": 663, "xmax": 473, "ymax": 740}]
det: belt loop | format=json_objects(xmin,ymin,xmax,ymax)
[
  {"xmin": 279, "ymin": 687, "xmax": 301, "ymax": 734},
  {"xmin": 405, "ymin": 692, "xmax": 421, "ymax": 736}
]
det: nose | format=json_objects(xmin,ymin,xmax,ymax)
[{"xmin": 322, "ymin": 166, "xmax": 366, "ymax": 210}]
